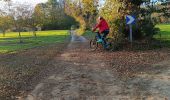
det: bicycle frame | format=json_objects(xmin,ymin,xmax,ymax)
[
  {"xmin": 94, "ymin": 32, "xmax": 106, "ymax": 46},
  {"xmin": 95, "ymin": 33, "xmax": 109, "ymax": 50},
  {"xmin": 90, "ymin": 32, "xmax": 112, "ymax": 51}
]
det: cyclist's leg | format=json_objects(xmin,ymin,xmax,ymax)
[
  {"xmin": 102, "ymin": 30, "xmax": 109, "ymax": 46},
  {"xmin": 97, "ymin": 32, "xmax": 101, "ymax": 39},
  {"xmin": 96, "ymin": 32, "xmax": 102, "ymax": 42},
  {"xmin": 103, "ymin": 30, "xmax": 109, "ymax": 38}
]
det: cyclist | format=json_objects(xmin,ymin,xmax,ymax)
[{"xmin": 92, "ymin": 16, "xmax": 110, "ymax": 48}]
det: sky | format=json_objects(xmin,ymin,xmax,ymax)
[
  {"xmin": 11, "ymin": 0, "xmax": 47, "ymax": 6},
  {"xmin": 0, "ymin": 0, "xmax": 48, "ymax": 7}
]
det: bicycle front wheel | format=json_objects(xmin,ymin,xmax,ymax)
[{"xmin": 90, "ymin": 39, "xmax": 98, "ymax": 51}]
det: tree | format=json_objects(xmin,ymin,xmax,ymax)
[
  {"xmin": 0, "ymin": 0, "xmax": 10, "ymax": 1},
  {"xmin": 10, "ymin": 3, "xmax": 33, "ymax": 43},
  {"xmin": 0, "ymin": 15, "xmax": 12, "ymax": 37},
  {"xmin": 0, "ymin": 0, "xmax": 12, "ymax": 37},
  {"xmin": 65, "ymin": 0, "xmax": 86, "ymax": 34},
  {"xmin": 152, "ymin": 0, "xmax": 170, "ymax": 23},
  {"xmin": 99, "ymin": 0, "xmax": 168, "ymax": 44},
  {"xmin": 34, "ymin": 1, "xmax": 77, "ymax": 30},
  {"xmin": 28, "ymin": 3, "xmax": 45, "ymax": 37},
  {"xmin": 81, "ymin": 0, "xmax": 99, "ymax": 29},
  {"xmin": 47, "ymin": 0, "xmax": 58, "ymax": 22},
  {"xmin": 99, "ymin": 0, "xmax": 126, "ymax": 43},
  {"xmin": 65, "ymin": 0, "xmax": 99, "ymax": 34}
]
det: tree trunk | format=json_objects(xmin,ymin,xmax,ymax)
[
  {"xmin": 33, "ymin": 30, "xmax": 37, "ymax": 38},
  {"xmin": 2, "ymin": 31, "xmax": 5, "ymax": 37},
  {"xmin": 18, "ymin": 31, "xmax": 23, "ymax": 43},
  {"xmin": 33, "ymin": 27, "xmax": 37, "ymax": 38}
]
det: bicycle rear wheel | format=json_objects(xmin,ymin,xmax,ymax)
[
  {"xmin": 90, "ymin": 39, "xmax": 98, "ymax": 51},
  {"xmin": 105, "ymin": 38, "xmax": 113, "ymax": 50}
]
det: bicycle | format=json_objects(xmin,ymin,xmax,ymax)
[{"xmin": 90, "ymin": 32, "xmax": 113, "ymax": 51}]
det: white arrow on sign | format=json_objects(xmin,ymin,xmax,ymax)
[{"xmin": 126, "ymin": 15, "xmax": 135, "ymax": 25}]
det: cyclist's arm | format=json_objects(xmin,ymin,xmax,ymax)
[{"xmin": 93, "ymin": 21, "xmax": 101, "ymax": 32}]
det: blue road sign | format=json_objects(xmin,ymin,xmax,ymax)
[
  {"xmin": 126, "ymin": 15, "xmax": 135, "ymax": 25},
  {"xmin": 126, "ymin": 15, "xmax": 135, "ymax": 43}
]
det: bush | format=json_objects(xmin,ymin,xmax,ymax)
[
  {"xmin": 134, "ymin": 18, "xmax": 160, "ymax": 39},
  {"xmin": 100, "ymin": 0, "xmax": 160, "ymax": 44}
]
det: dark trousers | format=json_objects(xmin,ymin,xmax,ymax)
[{"xmin": 97, "ymin": 30, "xmax": 109, "ymax": 45}]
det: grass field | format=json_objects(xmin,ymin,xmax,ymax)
[
  {"xmin": 0, "ymin": 30, "xmax": 69, "ymax": 53},
  {"xmin": 155, "ymin": 24, "xmax": 170, "ymax": 39},
  {"xmin": 154, "ymin": 24, "xmax": 170, "ymax": 47},
  {"xmin": 0, "ymin": 24, "xmax": 169, "ymax": 53}
]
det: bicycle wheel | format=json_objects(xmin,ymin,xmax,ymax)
[
  {"xmin": 105, "ymin": 38, "xmax": 113, "ymax": 50},
  {"xmin": 90, "ymin": 39, "xmax": 98, "ymax": 51}
]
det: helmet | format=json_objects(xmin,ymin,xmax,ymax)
[{"xmin": 98, "ymin": 16, "xmax": 103, "ymax": 20}]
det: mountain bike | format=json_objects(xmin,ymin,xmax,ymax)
[{"xmin": 90, "ymin": 32, "xmax": 113, "ymax": 51}]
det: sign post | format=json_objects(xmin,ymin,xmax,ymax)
[
  {"xmin": 126, "ymin": 15, "xmax": 135, "ymax": 43},
  {"xmin": 129, "ymin": 24, "xmax": 132, "ymax": 43}
]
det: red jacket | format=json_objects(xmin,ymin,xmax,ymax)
[{"xmin": 93, "ymin": 19, "xmax": 109, "ymax": 33}]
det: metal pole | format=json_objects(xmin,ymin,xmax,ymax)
[
  {"xmin": 129, "ymin": 24, "xmax": 133, "ymax": 49},
  {"xmin": 129, "ymin": 24, "xmax": 133, "ymax": 43}
]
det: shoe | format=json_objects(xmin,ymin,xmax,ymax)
[
  {"xmin": 97, "ymin": 39, "xmax": 103, "ymax": 43},
  {"xmin": 104, "ymin": 43, "xmax": 110, "ymax": 49}
]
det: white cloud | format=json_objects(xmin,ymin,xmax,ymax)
[{"xmin": 10, "ymin": 0, "xmax": 47, "ymax": 6}]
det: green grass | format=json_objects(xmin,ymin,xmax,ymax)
[
  {"xmin": 154, "ymin": 24, "xmax": 170, "ymax": 47},
  {"xmin": 0, "ymin": 30, "xmax": 69, "ymax": 53},
  {"xmin": 83, "ymin": 31, "xmax": 96, "ymax": 39},
  {"xmin": 155, "ymin": 24, "xmax": 170, "ymax": 39}
]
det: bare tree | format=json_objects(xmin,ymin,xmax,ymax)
[
  {"xmin": 0, "ymin": 0, "xmax": 12, "ymax": 37},
  {"xmin": 0, "ymin": 15, "xmax": 12, "ymax": 37},
  {"xmin": 10, "ymin": 3, "xmax": 33, "ymax": 43}
]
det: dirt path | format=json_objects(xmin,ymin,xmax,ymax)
[
  {"xmin": 19, "ymin": 34, "xmax": 170, "ymax": 100},
  {"xmin": 25, "ymin": 42, "xmax": 118, "ymax": 100},
  {"xmin": 25, "ymin": 35, "xmax": 115, "ymax": 100}
]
